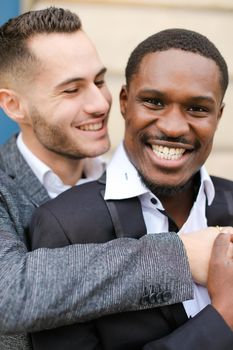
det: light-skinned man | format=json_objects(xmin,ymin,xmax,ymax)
[
  {"xmin": 29, "ymin": 28, "xmax": 233, "ymax": 349},
  {"xmin": 0, "ymin": 8, "xmax": 228, "ymax": 350}
]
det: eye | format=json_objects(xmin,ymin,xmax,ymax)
[
  {"xmin": 187, "ymin": 105, "xmax": 209, "ymax": 116},
  {"xmin": 95, "ymin": 79, "xmax": 105, "ymax": 88},
  {"xmin": 63, "ymin": 88, "xmax": 79, "ymax": 94},
  {"xmin": 143, "ymin": 98, "xmax": 164, "ymax": 109},
  {"xmin": 188, "ymin": 106, "xmax": 207, "ymax": 112}
]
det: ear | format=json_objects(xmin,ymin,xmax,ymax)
[
  {"xmin": 216, "ymin": 102, "xmax": 225, "ymax": 125},
  {"xmin": 0, "ymin": 89, "xmax": 26, "ymax": 123},
  {"xmin": 119, "ymin": 85, "xmax": 128, "ymax": 120}
]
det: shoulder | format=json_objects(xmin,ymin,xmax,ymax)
[
  {"xmin": 0, "ymin": 135, "xmax": 18, "ymax": 161},
  {"xmin": 50, "ymin": 180, "xmax": 104, "ymax": 205},
  {"xmin": 40, "ymin": 179, "xmax": 106, "ymax": 215},
  {"xmin": 0, "ymin": 134, "xmax": 26, "ymax": 177},
  {"xmin": 32, "ymin": 179, "xmax": 115, "ymax": 244},
  {"xmin": 211, "ymin": 175, "xmax": 233, "ymax": 191}
]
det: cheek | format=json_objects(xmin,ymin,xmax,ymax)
[
  {"xmin": 52, "ymin": 101, "xmax": 80, "ymax": 124},
  {"xmin": 103, "ymin": 87, "xmax": 112, "ymax": 105},
  {"xmin": 124, "ymin": 108, "xmax": 145, "ymax": 131},
  {"xmin": 192, "ymin": 125, "xmax": 216, "ymax": 165},
  {"xmin": 193, "ymin": 119, "xmax": 218, "ymax": 144}
]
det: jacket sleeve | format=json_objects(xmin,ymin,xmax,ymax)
[
  {"xmin": 0, "ymin": 194, "xmax": 192, "ymax": 334},
  {"xmin": 143, "ymin": 305, "xmax": 233, "ymax": 350}
]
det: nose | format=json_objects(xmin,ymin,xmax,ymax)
[
  {"xmin": 83, "ymin": 84, "xmax": 111, "ymax": 116},
  {"xmin": 156, "ymin": 105, "xmax": 190, "ymax": 138}
]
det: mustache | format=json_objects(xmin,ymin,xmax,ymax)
[{"xmin": 141, "ymin": 133, "xmax": 200, "ymax": 149}]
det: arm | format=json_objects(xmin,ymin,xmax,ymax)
[
  {"xmin": 180, "ymin": 227, "xmax": 222, "ymax": 285},
  {"xmin": 143, "ymin": 305, "xmax": 233, "ymax": 350},
  {"xmin": 143, "ymin": 232, "xmax": 233, "ymax": 350},
  {"xmin": 0, "ymin": 193, "xmax": 192, "ymax": 334}
]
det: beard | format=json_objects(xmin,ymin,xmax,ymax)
[
  {"xmin": 138, "ymin": 171, "xmax": 198, "ymax": 198},
  {"xmin": 30, "ymin": 107, "xmax": 109, "ymax": 160},
  {"xmin": 137, "ymin": 133, "xmax": 201, "ymax": 197}
]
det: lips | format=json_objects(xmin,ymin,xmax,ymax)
[
  {"xmin": 151, "ymin": 145, "xmax": 185, "ymax": 160},
  {"xmin": 78, "ymin": 121, "xmax": 103, "ymax": 131}
]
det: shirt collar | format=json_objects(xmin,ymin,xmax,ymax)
[
  {"xmin": 105, "ymin": 141, "xmax": 215, "ymax": 205},
  {"xmin": 198, "ymin": 166, "xmax": 215, "ymax": 206},
  {"xmin": 17, "ymin": 132, "xmax": 105, "ymax": 198},
  {"xmin": 105, "ymin": 142, "xmax": 150, "ymax": 200}
]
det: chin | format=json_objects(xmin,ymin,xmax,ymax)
[
  {"xmin": 88, "ymin": 143, "xmax": 110, "ymax": 158},
  {"xmin": 139, "ymin": 172, "xmax": 193, "ymax": 197}
]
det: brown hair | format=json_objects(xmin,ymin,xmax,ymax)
[{"xmin": 0, "ymin": 7, "xmax": 82, "ymax": 86}]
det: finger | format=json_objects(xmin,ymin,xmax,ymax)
[
  {"xmin": 221, "ymin": 227, "xmax": 233, "ymax": 234},
  {"xmin": 226, "ymin": 242, "xmax": 233, "ymax": 260},
  {"xmin": 211, "ymin": 233, "xmax": 231, "ymax": 261}
]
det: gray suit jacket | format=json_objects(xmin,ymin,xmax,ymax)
[{"xmin": 0, "ymin": 135, "xmax": 192, "ymax": 350}]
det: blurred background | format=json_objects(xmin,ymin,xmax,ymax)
[{"xmin": 1, "ymin": 0, "xmax": 233, "ymax": 179}]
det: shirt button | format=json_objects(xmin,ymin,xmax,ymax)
[{"xmin": 151, "ymin": 198, "xmax": 157, "ymax": 205}]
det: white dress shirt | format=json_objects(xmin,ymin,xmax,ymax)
[
  {"xmin": 17, "ymin": 133, "xmax": 105, "ymax": 198},
  {"xmin": 105, "ymin": 142, "xmax": 215, "ymax": 318}
]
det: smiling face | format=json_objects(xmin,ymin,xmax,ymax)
[
  {"xmin": 121, "ymin": 49, "xmax": 224, "ymax": 192},
  {"xmin": 20, "ymin": 30, "xmax": 111, "ymax": 159}
]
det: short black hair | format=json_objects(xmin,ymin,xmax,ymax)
[
  {"xmin": 0, "ymin": 7, "xmax": 82, "ymax": 85},
  {"xmin": 125, "ymin": 28, "xmax": 228, "ymax": 97}
]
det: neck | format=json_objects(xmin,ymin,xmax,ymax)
[
  {"xmin": 45, "ymin": 156, "xmax": 85, "ymax": 186},
  {"xmin": 160, "ymin": 185, "xmax": 195, "ymax": 229},
  {"xmin": 141, "ymin": 172, "xmax": 199, "ymax": 229},
  {"xmin": 22, "ymin": 133, "xmax": 85, "ymax": 186}
]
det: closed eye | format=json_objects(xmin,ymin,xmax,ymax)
[
  {"xmin": 95, "ymin": 79, "xmax": 105, "ymax": 88},
  {"xmin": 63, "ymin": 88, "xmax": 79, "ymax": 94}
]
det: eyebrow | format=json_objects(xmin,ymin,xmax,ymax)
[
  {"xmin": 55, "ymin": 67, "xmax": 107, "ymax": 89},
  {"xmin": 138, "ymin": 89, "xmax": 215, "ymax": 104},
  {"xmin": 138, "ymin": 89, "xmax": 165, "ymax": 97},
  {"xmin": 188, "ymin": 95, "xmax": 215, "ymax": 104}
]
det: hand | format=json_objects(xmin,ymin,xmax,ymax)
[
  {"xmin": 180, "ymin": 227, "xmax": 233, "ymax": 286},
  {"xmin": 208, "ymin": 232, "xmax": 233, "ymax": 330}
]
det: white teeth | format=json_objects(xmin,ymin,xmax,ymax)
[
  {"xmin": 79, "ymin": 122, "xmax": 103, "ymax": 131},
  {"xmin": 152, "ymin": 145, "xmax": 185, "ymax": 160}
]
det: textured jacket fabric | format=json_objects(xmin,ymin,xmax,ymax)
[
  {"xmin": 0, "ymin": 135, "xmax": 192, "ymax": 350},
  {"xmin": 29, "ymin": 174, "xmax": 233, "ymax": 349}
]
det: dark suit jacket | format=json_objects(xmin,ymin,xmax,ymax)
[
  {"xmin": 28, "ymin": 174, "xmax": 233, "ymax": 350},
  {"xmin": 0, "ymin": 135, "xmax": 198, "ymax": 349}
]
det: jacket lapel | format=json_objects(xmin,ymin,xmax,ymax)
[
  {"xmin": 0, "ymin": 135, "xmax": 50, "ymax": 207},
  {"xmin": 98, "ymin": 173, "xmax": 147, "ymax": 238}
]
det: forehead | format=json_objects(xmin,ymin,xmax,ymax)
[
  {"xmin": 27, "ymin": 31, "xmax": 104, "ymax": 84},
  {"xmin": 131, "ymin": 49, "xmax": 222, "ymax": 97}
]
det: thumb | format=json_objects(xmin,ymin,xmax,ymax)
[{"xmin": 211, "ymin": 233, "xmax": 232, "ymax": 261}]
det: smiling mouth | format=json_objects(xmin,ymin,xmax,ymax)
[
  {"xmin": 78, "ymin": 121, "xmax": 103, "ymax": 131},
  {"xmin": 151, "ymin": 145, "xmax": 186, "ymax": 160}
]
